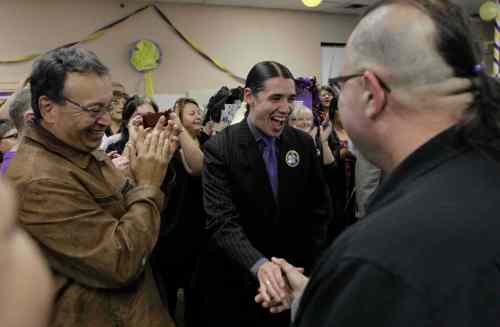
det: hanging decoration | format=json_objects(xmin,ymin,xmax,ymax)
[
  {"xmin": 0, "ymin": 5, "xmax": 150, "ymax": 64},
  {"xmin": 129, "ymin": 40, "xmax": 162, "ymax": 97},
  {"xmin": 480, "ymin": 1, "xmax": 498, "ymax": 21},
  {"xmin": 0, "ymin": 5, "xmax": 244, "ymax": 83},
  {"xmin": 479, "ymin": 1, "xmax": 500, "ymax": 76},
  {"xmin": 495, "ymin": 0, "xmax": 500, "ymax": 77},
  {"xmin": 151, "ymin": 6, "xmax": 245, "ymax": 83}
]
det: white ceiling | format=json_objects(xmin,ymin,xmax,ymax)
[{"xmin": 143, "ymin": 0, "xmax": 484, "ymax": 16}]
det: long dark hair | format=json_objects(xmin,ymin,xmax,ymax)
[
  {"xmin": 245, "ymin": 61, "xmax": 294, "ymax": 94},
  {"xmin": 320, "ymin": 85, "xmax": 338, "ymax": 118},
  {"xmin": 244, "ymin": 61, "xmax": 295, "ymax": 112},
  {"xmin": 365, "ymin": 0, "xmax": 500, "ymax": 148}
]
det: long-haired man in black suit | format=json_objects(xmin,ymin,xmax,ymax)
[{"xmin": 197, "ymin": 61, "xmax": 333, "ymax": 327}]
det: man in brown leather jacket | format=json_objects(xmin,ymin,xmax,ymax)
[{"xmin": 7, "ymin": 47, "xmax": 178, "ymax": 327}]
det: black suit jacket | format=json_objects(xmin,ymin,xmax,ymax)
[
  {"xmin": 203, "ymin": 120, "xmax": 332, "ymax": 272},
  {"xmin": 198, "ymin": 120, "xmax": 332, "ymax": 326}
]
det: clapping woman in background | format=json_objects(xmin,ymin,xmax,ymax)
[{"xmin": 151, "ymin": 97, "xmax": 209, "ymax": 326}]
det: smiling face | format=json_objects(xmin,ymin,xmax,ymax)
[
  {"xmin": 41, "ymin": 72, "xmax": 113, "ymax": 153},
  {"xmin": 110, "ymin": 94, "xmax": 126, "ymax": 122},
  {"xmin": 320, "ymin": 89, "xmax": 334, "ymax": 109},
  {"xmin": 245, "ymin": 77, "xmax": 296, "ymax": 137},
  {"xmin": 290, "ymin": 107, "xmax": 314, "ymax": 133},
  {"xmin": 180, "ymin": 103, "xmax": 202, "ymax": 135}
]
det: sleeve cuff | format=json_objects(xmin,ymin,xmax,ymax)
[
  {"xmin": 291, "ymin": 288, "xmax": 305, "ymax": 322},
  {"xmin": 124, "ymin": 185, "xmax": 164, "ymax": 209},
  {"xmin": 250, "ymin": 257, "xmax": 269, "ymax": 276}
]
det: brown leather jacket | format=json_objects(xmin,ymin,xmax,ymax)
[{"xmin": 6, "ymin": 125, "xmax": 174, "ymax": 327}]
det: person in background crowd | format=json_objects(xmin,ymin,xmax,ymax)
[
  {"xmin": 0, "ymin": 76, "xmax": 30, "ymax": 120},
  {"xmin": 326, "ymin": 91, "xmax": 357, "ymax": 237},
  {"xmin": 0, "ymin": 103, "xmax": 8, "ymax": 120},
  {"xmin": 0, "ymin": 177, "xmax": 53, "ymax": 327},
  {"xmin": 315, "ymin": 86, "xmax": 357, "ymax": 239},
  {"xmin": 151, "ymin": 97, "xmax": 209, "ymax": 326},
  {"xmin": 319, "ymin": 85, "xmax": 335, "ymax": 117},
  {"xmin": 105, "ymin": 94, "xmax": 159, "ymax": 155},
  {"xmin": 231, "ymin": 101, "xmax": 248, "ymax": 125},
  {"xmin": 257, "ymin": 1, "xmax": 500, "ymax": 326},
  {"xmin": 0, "ymin": 120, "xmax": 17, "ymax": 166},
  {"xmin": 172, "ymin": 97, "xmax": 207, "ymax": 176},
  {"xmin": 7, "ymin": 47, "xmax": 179, "ymax": 327},
  {"xmin": 288, "ymin": 104, "xmax": 314, "ymax": 133},
  {"xmin": 198, "ymin": 61, "xmax": 332, "ymax": 327},
  {"xmin": 109, "ymin": 82, "xmax": 128, "ymax": 133},
  {"xmin": 353, "ymin": 144, "xmax": 382, "ymax": 218},
  {"xmin": 290, "ymin": 109, "xmax": 340, "ymax": 242},
  {"xmin": 1, "ymin": 88, "xmax": 34, "ymax": 175},
  {"xmin": 99, "ymin": 83, "xmax": 127, "ymax": 150},
  {"xmin": 289, "ymin": 104, "xmax": 336, "ymax": 167}
]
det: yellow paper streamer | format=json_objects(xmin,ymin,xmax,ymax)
[
  {"xmin": 495, "ymin": 0, "xmax": 500, "ymax": 76},
  {"xmin": 145, "ymin": 71, "xmax": 155, "ymax": 97},
  {"xmin": 0, "ymin": 5, "xmax": 244, "ymax": 83}
]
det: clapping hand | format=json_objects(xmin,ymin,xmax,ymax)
[
  {"xmin": 309, "ymin": 122, "xmax": 333, "ymax": 144},
  {"xmin": 128, "ymin": 116, "xmax": 180, "ymax": 187}
]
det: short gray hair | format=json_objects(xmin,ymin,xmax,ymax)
[
  {"xmin": 289, "ymin": 104, "xmax": 313, "ymax": 124},
  {"xmin": 0, "ymin": 120, "xmax": 14, "ymax": 138},
  {"xmin": 8, "ymin": 88, "xmax": 31, "ymax": 132}
]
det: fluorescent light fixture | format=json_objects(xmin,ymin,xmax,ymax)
[{"xmin": 302, "ymin": 0, "xmax": 322, "ymax": 8}]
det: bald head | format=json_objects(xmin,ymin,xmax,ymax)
[
  {"xmin": 346, "ymin": 2, "xmax": 453, "ymax": 88},
  {"xmin": 336, "ymin": 0, "xmax": 497, "ymax": 172}
]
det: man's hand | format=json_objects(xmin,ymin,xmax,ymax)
[
  {"xmin": 256, "ymin": 261, "xmax": 287, "ymax": 304},
  {"xmin": 255, "ymin": 257, "xmax": 309, "ymax": 314},
  {"xmin": 129, "ymin": 116, "xmax": 179, "ymax": 187},
  {"xmin": 272, "ymin": 258, "xmax": 308, "ymax": 299}
]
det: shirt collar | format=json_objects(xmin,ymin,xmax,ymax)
[
  {"xmin": 365, "ymin": 125, "xmax": 469, "ymax": 213},
  {"xmin": 24, "ymin": 123, "xmax": 107, "ymax": 169},
  {"xmin": 246, "ymin": 117, "xmax": 280, "ymax": 144}
]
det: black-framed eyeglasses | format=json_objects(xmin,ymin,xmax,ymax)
[
  {"xmin": 328, "ymin": 73, "xmax": 392, "ymax": 95},
  {"xmin": 1, "ymin": 132, "xmax": 18, "ymax": 140},
  {"xmin": 63, "ymin": 97, "xmax": 113, "ymax": 118}
]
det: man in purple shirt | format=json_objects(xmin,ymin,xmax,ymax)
[
  {"xmin": 1, "ymin": 149, "xmax": 17, "ymax": 175},
  {"xmin": 0, "ymin": 120, "xmax": 18, "ymax": 175},
  {"xmin": 0, "ymin": 88, "xmax": 33, "ymax": 175}
]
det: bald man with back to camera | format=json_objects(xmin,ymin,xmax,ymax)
[{"xmin": 256, "ymin": 1, "xmax": 500, "ymax": 326}]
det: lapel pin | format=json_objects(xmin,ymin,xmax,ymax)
[{"xmin": 285, "ymin": 150, "xmax": 300, "ymax": 168}]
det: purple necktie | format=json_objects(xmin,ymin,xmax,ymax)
[{"xmin": 261, "ymin": 137, "xmax": 278, "ymax": 198}]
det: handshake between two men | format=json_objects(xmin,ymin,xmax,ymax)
[{"xmin": 255, "ymin": 257, "xmax": 310, "ymax": 314}]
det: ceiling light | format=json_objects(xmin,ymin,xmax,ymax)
[{"xmin": 302, "ymin": 0, "xmax": 323, "ymax": 8}]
